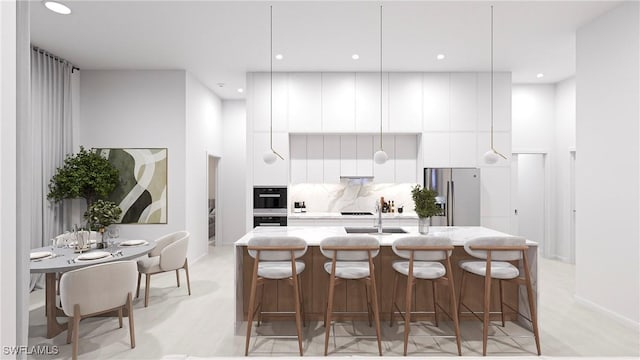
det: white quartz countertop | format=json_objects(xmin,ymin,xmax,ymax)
[
  {"xmin": 234, "ymin": 226, "xmax": 538, "ymax": 247},
  {"xmin": 288, "ymin": 211, "xmax": 419, "ymax": 219}
]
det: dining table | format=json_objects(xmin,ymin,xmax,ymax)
[{"xmin": 29, "ymin": 239, "xmax": 157, "ymax": 339}]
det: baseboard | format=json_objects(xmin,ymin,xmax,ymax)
[
  {"xmin": 548, "ymin": 254, "xmax": 571, "ymax": 263},
  {"xmin": 189, "ymin": 252, "xmax": 207, "ymax": 265},
  {"xmin": 574, "ymin": 294, "xmax": 640, "ymax": 331}
]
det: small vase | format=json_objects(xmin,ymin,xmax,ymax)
[
  {"xmin": 418, "ymin": 217, "xmax": 430, "ymax": 234},
  {"xmin": 99, "ymin": 228, "xmax": 106, "ymax": 249}
]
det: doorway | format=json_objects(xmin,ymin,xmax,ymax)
[
  {"xmin": 512, "ymin": 153, "xmax": 548, "ymax": 257},
  {"xmin": 208, "ymin": 155, "xmax": 219, "ymax": 247}
]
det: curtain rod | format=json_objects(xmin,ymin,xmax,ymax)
[{"xmin": 31, "ymin": 46, "xmax": 80, "ymax": 73}]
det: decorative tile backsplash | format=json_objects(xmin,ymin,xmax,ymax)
[{"xmin": 289, "ymin": 182, "xmax": 418, "ymax": 214}]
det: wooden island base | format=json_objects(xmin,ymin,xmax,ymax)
[{"xmin": 241, "ymin": 246, "xmax": 520, "ymax": 322}]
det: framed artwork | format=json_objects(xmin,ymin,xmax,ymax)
[{"xmin": 98, "ymin": 148, "xmax": 168, "ymax": 224}]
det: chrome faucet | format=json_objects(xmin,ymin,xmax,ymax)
[{"xmin": 375, "ymin": 199, "xmax": 383, "ymax": 234}]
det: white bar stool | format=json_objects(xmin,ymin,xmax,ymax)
[
  {"xmin": 458, "ymin": 236, "xmax": 541, "ymax": 356},
  {"xmin": 245, "ymin": 236, "xmax": 307, "ymax": 356},
  {"xmin": 389, "ymin": 236, "xmax": 462, "ymax": 356},
  {"xmin": 320, "ymin": 235, "xmax": 382, "ymax": 356}
]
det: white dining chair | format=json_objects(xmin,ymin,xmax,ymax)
[
  {"xmin": 389, "ymin": 236, "xmax": 462, "ymax": 356},
  {"xmin": 320, "ymin": 235, "xmax": 382, "ymax": 356},
  {"xmin": 136, "ymin": 231, "xmax": 191, "ymax": 307},
  {"xmin": 244, "ymin": 236, "xmax": 308, "ymax": 356},
  {"xmin": 60, "ymin": 261, "xmax": 137, "ymax": 360},
  {"xmin": 458, "ymin": 236, "xmax": 541, "ymax": 356}
]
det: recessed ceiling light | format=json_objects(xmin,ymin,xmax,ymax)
[
  {"xmin": 44, "ymin": 1, "xmax": 71, "ymax": 15},
  {"xmin": 352, "ymin": 54, "xmax": 360, "ymax": 60},
  {"xmin": 237, "ymin": 88, "xmax": 244, "ymax": 93},
  {"xmin": 536, "ymin": 73, "xmax": 544, "ymax": 78},
  {"xmin": 436, "ymin": 54, "xmax": 445, "ymax": 60},
  {"xmin": 275, "ymin": 54, "xmax": 283, "ymax": 60}
]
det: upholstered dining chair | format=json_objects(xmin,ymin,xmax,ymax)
[
  {"xmin": 389, "ymin": 236, "xmax": 462, "ymax": 356},
  {"xmin": 245, "ymin": 236, "xmax": 308, "ymax": 356},
  {"xmin": 60, "ymin": 261, "xmax": 137, "ymax": 360},
  {"xmin": 320, "ymin": 235, "xmax": 382, "ymax": 356},
  {"xmin": 458, "ymin": 236, "xmax": 541, "ymax": 356},
  {"xmin": 136, "ymin": 231, "xmax": 191, "ymax": 307}
]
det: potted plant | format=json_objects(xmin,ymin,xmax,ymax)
[
  {"xmin": 411, "ymin": 184, "xmax": 441, "ymax": 234},
  {"xmin": 47, "ymin": 146, "xmax": 120, "ymax": 208},
  {"xmin": 84, "ymin": 199, "xmax": 122, "ymax": 247}
]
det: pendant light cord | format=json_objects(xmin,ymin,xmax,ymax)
[
  {"xmin": 379, "ymin": 4, "xmax": 384, "ymax": 150},
  {"xmin": 269, "ymin": 5, "xmax": 283, "ymax": 160},
  {"xmin": 489, "ymin": 5, "xmax": 506, "ymax": 159}
]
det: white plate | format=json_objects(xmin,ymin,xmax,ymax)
[
  {"xmin": 30, "ymin": 251, "xmax": 52, "ymax": 260},
  {"xmin": 120, "ymin": 240, "xmax": 148, "ymax": 247},
  {"xmin": 76, "ymin": 251, "xmax": 111, "ymax": 261}
]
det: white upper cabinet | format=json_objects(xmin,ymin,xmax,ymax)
[
  {"xmin": 356, "ymin": 135, "xmax": 374, "ymax": 176},
  {"xmin": 450, "ymin": 73, "xmax": 477, "ymax": 131},
  {"xmin": 372, "ymin": 135, "xmax": 395, "ymax": 183},
  {"xmin": 288, "ymin": 73, "xmax": 322, "ymax": 133},
  {"xmin": 322, "ymin": 73, "xmax": 356, "ymax": 132},
  {"xmin": 253, "ymin": 132, "xmax": 289, "ymax": 186},
  {"xmin": 306, "ymin": 135, "xmax": 324, "ymax": 183},
  {"xmin": 395, "ymin": 135, "xmax": 418, "ymax": 183},
  {"xmin": 340, "ymin": 135, "xmax": 357, "ymax": 176},
  {"xmin": 355, "ymin": 72, "xmax": 387, "ymax": 133},
  {"xmin": 389, "ymin": 73, "xmax": 423, "ymax": 133},
  {"xmin": 477, "ymin": 72, "xmax": 512, "ymax": 132},
  {"xmin": 289, "ymin": 135, "xmax": 307, "ymax": 184},
  {"xmin": 252, "ymin": 73, "xmax": 288, "ymax": 132},
  {"xmin": 423, "ymin": 73, "xmax": 450, "ymax": 131},
  {"xmin": 323, "ymin": 135, "xmax": 341, "ymax": 183}
]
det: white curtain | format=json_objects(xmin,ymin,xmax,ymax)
[{"xmin": 27, "ymin": 47, "xmax": 75, "ymax": 290}]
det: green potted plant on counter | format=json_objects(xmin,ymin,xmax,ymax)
[
  {"xmin": 411, "ymin": 184, "xmax": 440, "ymax": 234},
  {"xmin": 84, "ymin": 199, "xmax": 122, "ymax": 248}
]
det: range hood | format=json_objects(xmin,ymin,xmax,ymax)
[{"xmin": 339, "ymin": 175, "xmax": 374, "ymax": 184}]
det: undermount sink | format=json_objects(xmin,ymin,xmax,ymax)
[{"xmin": 344, "ymin": 227, "xmax": 408, "ymax": 234}]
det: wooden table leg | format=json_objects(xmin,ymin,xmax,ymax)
[{"xmin": 46, "ymin": 273, "xmax": 67, "ymax": 338}]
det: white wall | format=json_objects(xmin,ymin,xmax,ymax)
[
  {"xmin": 512, "ymin": 85, "xmax": 555, "ymax": 152},
  {"xmin": 0, "ymin": 0, "xmax": 18, "ymax": 352},
  {"xmin": 220, "ymin": 100, "xmax": 247, "ymax": 244},
  {"xmin": 185, "ymin": 73, "xmax": 222, "ymax": 260},
  {"xmin": 80, "ymin": 70, "xmax": 188, "ymax": 252},
  {"xmin": 554, "ymin": 78, "xmax": 576, "ymax": 262},
  {"xmin": 576, "ymin": 2, "xmax": 639, "ymax": 325}
]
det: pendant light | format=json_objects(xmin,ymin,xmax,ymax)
[
  {"xmin": 373, "ymin": 4, "xmax": 388, "ymax": 165},
  {"xmin": 483, "ymin": 5, "xmax": 507, "ymax": 164},
  {"xmin": 263, "ymin": 5, "xmax": 284, "ymax": 165}
]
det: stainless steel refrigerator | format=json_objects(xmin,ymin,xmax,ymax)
[{"xmin": 423, "ymin": 168, "xmax": 480, "ymax": 226}]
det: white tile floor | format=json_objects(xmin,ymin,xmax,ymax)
[{"xmin": 28, "ymin": 244, "xmax": 640, "ymax": 359}]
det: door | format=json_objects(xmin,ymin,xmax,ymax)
[
  {"xmin": 515, "ymin": 154, "xmax": 546, "ymax": 255},
  {"xmin": 569, "ymin": 151, "xmax": 576, "ymax": 263}
]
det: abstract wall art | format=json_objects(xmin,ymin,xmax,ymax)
[{"xmin": 98, "ymin": 148, "xmax": 168, "ymax": 224}]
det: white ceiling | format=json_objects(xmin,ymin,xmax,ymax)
[{"xmin": 30, "ymin": 1, "xmax": 618, "ymax": 99}]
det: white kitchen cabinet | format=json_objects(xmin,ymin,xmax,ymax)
[
  {"xmin": 450, "ymin": 73, "xmax": 477, "ymax": 132},
  {"xmin": 480, "ymin": 166, "xmax": 511, "ymax": 217},
  {"xmin": 355, "ymin": 72, "xmax": 387, "ymax": 133},
  {"xmin": 252, "ymin": 73, "xmax": 288, "ymax": 132},
  {"xmin": 389, "ymin": 73, "xmax": 423, "ymax": 133},
  {"xmin": 356, "ymin": 135, "xmax": 373, "ymax": 176},
  {"xmin": 323, "ymin": 135, "xmax": 341, "ymax": 183},
  {"xmin": 423, "ymin": 73, "xmax": 450, "ymax": 131},
  {"xmin": 449, "ymin": 132, "xmax": 477, "ymax": 167},
  {"xmin": 322, "ymin": 73, "xmax": 356, "ymax": 132},
  {"xmin": 306, "ymin": 135, "xmax": 324, "ymax": 183},
  {"xmin": 422, "ymin": 132, "xmax": 450, "ymax": 167},
  {"xmin": 395, "ymin": 135, "xmax": 418, "ymax": 183},
  {"xmin": 289, "ymin": 135, "xmax": 307, "ymax": 184},
  {"xmin": 253, "ymin": 132, "xmax": 289, "ymax": 186},
  {"xmin": 372, "ymin": 135, "xmax": 395, "ymax": 183},
  {"xmin": 477, "ymin": 72, "xmax": 512, "ymax": 132},
  {"xmin": 288, "ymin": 73, "xmax": 322, "ymax": 133},
  {"xmin": 340, "ymin": 135, "xmax": 357, "ymax": 176}
]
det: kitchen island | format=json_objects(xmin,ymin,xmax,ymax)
[{"xmin": 234, "ymin": 226, "xmax": 537, "ymax": 330}]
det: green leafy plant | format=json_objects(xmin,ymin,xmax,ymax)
[
  {"xmin": 84, "ymin": 199, "xmax": 122, "ymax": 231},
  {"xmin": 411, "ymin": 184, "xmax": 441, "ymax": 219},
  {"xmin": 47, "ymin": 146, "xmax": 119, "ymax": 206}
]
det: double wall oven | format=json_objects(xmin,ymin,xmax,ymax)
[{"xmin": 253, "ymin": 186, "xmax": 287, "ymax": 227}]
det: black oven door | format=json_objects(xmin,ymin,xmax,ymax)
[
  {"xmin": 253, "ymin": 216, "xmax": 287, "ymax": 228},
  {"xmin": 253, "ymin": 187, "xmax": 287, "ymax": 209}
]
